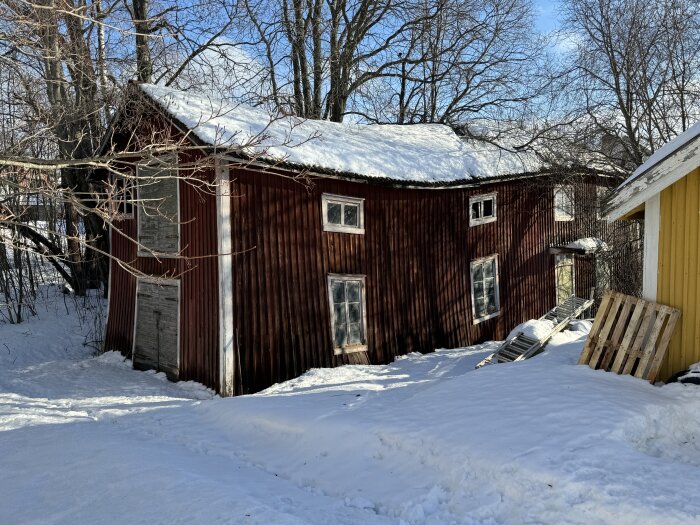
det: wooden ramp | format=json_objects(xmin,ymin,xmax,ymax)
[
  {"xmin": 476, "ymin": 294, "xmax": 594, "ymax": 369},
  {"xmin": 578, "ymin": 291, "xmax": 680, "ymax": 383}
]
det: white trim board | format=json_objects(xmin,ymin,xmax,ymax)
[
  {"xmin": 642, "ymin": 194, "xmax": 660, "ymax": 301},
  {"xmin": 215, "ymin": 157, "xmax": 235, "ymax": 396},
  {"xmin": 607, "ymin": 137, "xmax": 700, "ymax": 221}
]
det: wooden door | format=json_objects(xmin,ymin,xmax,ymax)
[{"xmin": 133, "ymin": 278, "xmax": 180, "ymax": 380}]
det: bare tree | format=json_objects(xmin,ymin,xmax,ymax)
[
  {"xmin": 563, "ymin": 0, "xmax": 700, "ymax": 168},
  {"xmin": 240, "ymin": 0, "xmax": 554, "ymax": 129},
  {"xmin": 0, "ymin": 0, "xmax": 250, "ymax": 300}
]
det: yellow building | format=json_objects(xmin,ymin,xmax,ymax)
[{"xmin": 607, "ymin": 126, "xmax": 700, "ymax": 379}]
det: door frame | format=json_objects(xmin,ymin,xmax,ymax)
[
  {"xmin": 555, "ymin": 254, "xmax": 576, "ymax": 304},
  {"xmin": 132, "ymin": 276, "xmax": 181, "ymax": 375}
]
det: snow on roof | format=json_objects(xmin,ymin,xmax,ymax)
[
  {"xmin": 607, "ymin": 120, "xmax": 700, "ymax": 219},
  {"xmin": 565, "ymin": 237, "xmax": 608, "ymax": 254},
  {"xmin": 138, "ymin": 83, "xmax": 547, "ymax": 184},
  {"xmin": 625, "ymin": 119, "xmax": 700, "ymax": 186}
]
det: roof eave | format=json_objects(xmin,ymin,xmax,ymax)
[{"xmin": 607, "ymin": 131, "xmax": 700, "ymax": 221}]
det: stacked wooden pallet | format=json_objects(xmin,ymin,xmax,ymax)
[{"xmin": 578, "ymin": 291, "xmax": 681, "ymax": 383}]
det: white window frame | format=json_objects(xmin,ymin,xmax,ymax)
[
  {"xmin": 469, "ymin": 192, "xmax": 497, "ymax": 226},
  {"xmin": 113, "ymin": 174, "xmax": 135, "ymax": 219},
  {"xmin": 470, "ymin": 255, "xmax": 501, "ymax": 324},
  {"xmin": 327, "ymin": 274, "xmax": 368, "ymax": 355},
  {"xmin": 136, "ymin": 154, "xmax": 180, "ymax": 258},
  {"xmin": 554, "ymin": 185, "xmax": 575, "ymax": 222},
  {"xmin": 321, "ymin": 193, "xmax": 365, "ymax": 234},
  {"xmin": 555, "ymin": 254, "xmax": 576, "ymax": 305}
]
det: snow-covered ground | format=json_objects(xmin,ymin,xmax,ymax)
[{"xmin": 2, "ymin": 291, "xmax": 700, "ymax": 524}]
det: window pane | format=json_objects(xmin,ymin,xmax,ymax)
[
  {"xmin": 483, "ymin": 199, "xmax": 493, "ymax": 218},
  {"xmin": 475, "ymin": 297, "xmax": 486, "ymax": 317},
  {"xmin": 347, "ymin": 281, "xmax": 360, "ymax": 302},
  {"xmin": 348, "ymin": 302, "xmax": 361, "ymax": 323},
  {"xmin": 333, "ymin": 303, "xmax": 346, "ymax": 325},
  {"xmin": 483, "ymin": 260, "xmax": 494, "ymax": 278},
  {"xmin": 343, "ymin": 204, "xmax": 359, "ymax": 227},
  {"xmin": 472, "ymin": 263, "xmax": 483, "ymax": 282},
  {"xmin": 348, "ymin": 323, "xmax": 362, "ymax": 344},
  {"xmin": 487, "ymin": 297, "xmax": 498, "ymax": 313},
  {"xmin": 334, "ymin": 323, "xmax": 347, "ymax": 347},
  {"xmin": 471, "ymin": 202, "xmax": 481, "ymax": 220},
  {"xmin": 331, "ymin": 281, "xmax": 345, "ymax": 303},
  {"xmin": 327, "ymin": 202, "xmax": 342, "ymax": 224},
  {"xmin": 473, "ymin": 280, "xmax": 484, "ymax": 297},
  {"xmin": 485, "ymin": 277, "xmax": 495, "ymax": 296}
]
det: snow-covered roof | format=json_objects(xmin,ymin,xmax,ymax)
[
  {"xmin": 607, "ymin": 121, "xmax": 700, "ymax": 220},
  {"xmin": 565, "ymin": 237, "xmax": 609, "ymax": 254},
  {"xmin": 138, "ymin": 84, "xmax": 550, "ymax": 184}
]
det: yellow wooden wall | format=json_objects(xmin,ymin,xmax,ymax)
[{"xmin": 657, "ymin": 167, "xmax": 700, "ymax": 379}]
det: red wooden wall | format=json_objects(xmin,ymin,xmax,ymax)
[
  {"xmin": 225, "ymin": 167, "xmax": 612, "ymax": 394},
  {"xmin": 103, "ymin": 152, "xmax": 221, "ymax": 391},
  {"xmin": 103, "ymin": 150, "xmax": 632, "ymax": 395}
]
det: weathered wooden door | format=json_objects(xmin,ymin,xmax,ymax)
[
  {"xmin": 133, "ymin": 279, "xmax": 180, "ymax": 380},
  {"xmin": 555, "ymin": 255, "xmax": 575, "ymax": 304}
]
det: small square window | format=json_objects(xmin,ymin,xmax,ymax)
[
  {"xmin": 322, "ymin": 194, "xmax": 365, "ymax": 234},
  {"xmin": 111, "ymin": 174, "xmax": 134, "ymax": 218},
  {"xmin": 470, "ymin": 255, "xmax": 500, "ymax": 323},
  {"xmin": 328, "ymin": 274, "xmax": 367, "ymax": 354},
  {"xmin": 469, "ymin": 193, "xmax": 497, "ymax": 226},
  {"xmin": 554, "ymin": 185, "xmax": 575, "ymax": 221}
]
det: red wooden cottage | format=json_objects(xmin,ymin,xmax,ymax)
[{"xmin": 102, "ymin": 83, "xmax": 633, "ymax": 396}]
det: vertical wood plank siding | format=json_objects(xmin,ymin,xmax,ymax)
[
  {"xmin": 104, "ymin": 145, "xmax": 628, "ymax": 395},
  {"xmin": 657, "ymin": 167, "xmax": 700, "ymax": 379},
  {"xmin": 103, "ymin": 151, "xmax": 220, "ymax": 391},
  {"xmin": 227, "ymin": 169, "xmax": 610, "ymax": 394}
]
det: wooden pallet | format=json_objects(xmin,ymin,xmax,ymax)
[
  {"xmin": 577, "ymin": 291, "xmax": 681, "ymax": 383},
  {"xmin": 476, "ymin": 294, "xmax": 594, "ymax": 368}
]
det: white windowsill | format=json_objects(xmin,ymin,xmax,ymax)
[
  {"xmin": 333, "ymin": 344, "xmax": 368, "ymax": 356},
  {"xmin": 323, "ymin": 224, "xmax": 365, "ymax": 234},
  {"xmin": 470, "ymin": 216, "xmax": 497, "ymax": 226},
  {"xmin": 472, "ymin": 310, "xmax": 501, "ymax": 325}
]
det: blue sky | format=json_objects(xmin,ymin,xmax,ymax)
[{"xmin": 534, "ymin": 0, "xmax": 562, "ymax": 33}]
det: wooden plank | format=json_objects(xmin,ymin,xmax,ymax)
[
  {"xmin": 646, "ymin": 309, "xmax": 682, "ymax": 383},
  {"xmin": 634, "ymin": 306, "xmax": 671, "ymax": 379},
  {"xmin": 622, "ymin": 303, "xmax": 657, "ymax": 375},
  {"xmin": 600, "ymin": 296, "xmax": 635, "ymax": 370},
  {"xmin": 610, "ymin": 299, "xmax": 646, "ymax": 373},
  {"xmin": 577, "ymin": 292, "xmax": 613, "ymax": 365},
  {"xmin": 583, "ymin": 293, "xmax": 621, "ymax": 368}
]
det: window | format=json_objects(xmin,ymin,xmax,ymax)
[
  {"xmin": 470, "ymin": 255, "xmax": 500, "ymax": 323},
  {"xmin": 469, "ymin": 193, "xmax": 497, "ymax": 226},
  {"xmin": 596, "ymin": 186, "xmax": 608, "ymax": 220},
  {"xmin": 322, "ymin": 194, "xmax": 365, "ymax": 234},
  {"xmin": 112, "ymin": 174, "xmax": 134, "ymax": 218},
  {"xmin": 327, "ymin": 275, "xmax": 367, "ymax": 354},
  {"xmin": 137, "ymin": 155, "xmax": 180, "ymax": 256},
  {"xmin": 554, "ymin": 185, "xmax": 574, "ymax": 221}
]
